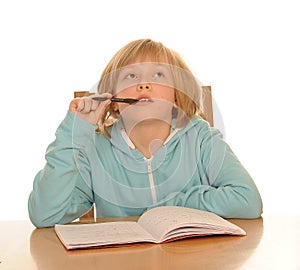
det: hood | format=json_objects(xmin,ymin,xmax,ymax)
[{"xmin": 109, "ymin": 116, "xmax": 209, "ymax": 160}]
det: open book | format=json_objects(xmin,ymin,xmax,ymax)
[{"xmin": 55, "ymin": 206, "xmax": 246, "ymax": 250}]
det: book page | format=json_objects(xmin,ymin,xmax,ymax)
[
  {"xmin": 55, "ymin": 221, "xmax": 156, "ymax": 249},
  {"xmin": 137, "ymin": 206, "xmax": 245, "ymax": 242}
]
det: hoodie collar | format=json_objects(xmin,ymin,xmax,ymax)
[
  {"xmin": 111, "ymin": 116, "xmax": 204, "ymax": 153},
  {"xmin": 120, "ymin": 127, "xmax": 180, "ymax": 150}
]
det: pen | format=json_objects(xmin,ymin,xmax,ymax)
[
  {"xmin": 92, "ymin": 96, "xmax": 139, "ymax": 104},
  {"xmin": 92, "ymin": 96, "xmax": 152, "ymax": 104}
]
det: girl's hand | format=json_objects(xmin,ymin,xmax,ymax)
[{"xmin": 69, "ymin": 93, "xmax": 112, "ymax": 125}]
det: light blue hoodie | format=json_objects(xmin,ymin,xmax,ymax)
[{"xmin": 28, "ymin": 111, "xmax": 262, "ymax": 228}]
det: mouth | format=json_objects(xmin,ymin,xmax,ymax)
[
  {"xmin": 136, "ymin": 95, "xmax": 153, "ymax": 103},
  {"xmin": 138, "ymin": 98, "xmax": 153, "ymax": 103}
]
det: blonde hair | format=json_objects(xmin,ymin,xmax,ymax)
[{"xmin": 97, "ymin": 38, "xmax": 205, "ymax": 136}]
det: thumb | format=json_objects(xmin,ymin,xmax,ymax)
[{"xmin": 69, "ymin": 98, "xmax": 83, "ymax": 114}]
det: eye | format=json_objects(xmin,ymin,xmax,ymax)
[
  {"xmin": 125, "ymin": 73, "xmax": 137, "ymax": 79},
  {"xmin": 153, "ymin": 72, "xmax": 165, "ymax": 78}
]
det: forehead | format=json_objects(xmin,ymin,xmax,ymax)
[{"xmin": 118, "ymin": 62, "xmax": 171, "ymax": 73}]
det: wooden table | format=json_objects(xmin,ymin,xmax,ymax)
[{"xmin": 1, "ymin": 216, "xmax": 300, "ymax": 269}]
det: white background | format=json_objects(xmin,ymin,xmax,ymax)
[{"xmin": 1, "ymin": 0, "xmax": 299, "ymax": 220}]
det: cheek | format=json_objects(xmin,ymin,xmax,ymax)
[
  {"xmin": 115, "ymin": 86, "xmax": 136, "ymax": 98},
  {"xmin": 158, "ymin": 88, "xmax": 175, "ymax": 102}
]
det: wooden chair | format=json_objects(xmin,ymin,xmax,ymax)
[
  {"xmin": 201, "ymin": 85, "xmax": 214, "ymax": 126},
  {"xmin": 75, "ymin": 86, "xmax": 213, "ymax": 220}
]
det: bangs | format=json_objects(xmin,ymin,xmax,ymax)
[{"xmin": 117, "ymin": 39, "xmax": 171, "ymax": 67}]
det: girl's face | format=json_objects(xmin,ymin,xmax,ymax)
[{"xmin": 114, "ymin": 62, "xmax": 175, "ymax": 126}]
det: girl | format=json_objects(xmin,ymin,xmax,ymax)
[{"xmin": 28, "ymin": 39, "xmax": 262, "ymax": 228}]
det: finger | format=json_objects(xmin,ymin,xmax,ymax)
[
  {"xmin": 79, "ymin": 98, "xmax": 93, "ymax": 113},
  {"xmin": 69, "ymin": 98, "xmax": 83, "ymax": 114},
  {"xmin": 90, "ymin": 92, "xmax": 112, "ymax": 112},
  {"xmin": 90, "ymin": 99, "xmax": 101, "ymax": 111},
  {"xmin": 88, "ymin": 93, "xmax": 113, "ymax": 111},
  {"xmin": 94, "ymin": 99, "xmax": 111, "ymax": 121},
  {"xmin": 89, "ymin": 92, "xmax": 112, "ymax": 101},
  {"xmin": 76, "ymin": 98, "xmax": 85, "ymax": 112}
]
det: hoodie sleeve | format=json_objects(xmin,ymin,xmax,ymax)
[
  {"xmin": 150, "ymin": 123, "xmax": 263, "ymax": 219},
  {"xmin": 28, "ymin": 111, "xmax": 96, "ymax": 228}
]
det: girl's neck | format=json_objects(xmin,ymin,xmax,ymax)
[{"xmin": 125, "ymin": 119, "xmax": 171, "ymax": 158}]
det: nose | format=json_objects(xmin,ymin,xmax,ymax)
[{"xmin": 137, "ymin": 83, "xmax": 152, "ymax": 92}]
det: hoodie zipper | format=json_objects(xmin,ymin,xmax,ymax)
[
  {"xmin": 120, "ymin": 127, "xmax": 180, "ymax": 204},
  {"xmin": 144, "ymin": 157, "xmax": 157, "ymax": 204}
]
